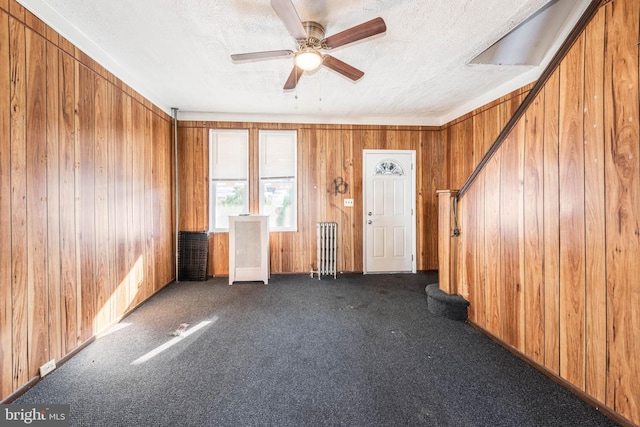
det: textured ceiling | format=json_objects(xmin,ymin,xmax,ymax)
[{"xmin": 19, "ymin": 0, "xmax": 590, "ymax": 125}]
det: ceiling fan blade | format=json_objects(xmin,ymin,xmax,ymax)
[
  {"xmin": 323, "ymin": 17, "xmax": 386, "ymax": 49},
  {"xmin": 283, "ymin": 65, "xmax": 303, "ymax": 90},
  {"xmin": 270, "ymin": 0, "xmax": 307, "ymax": 41},
  {"xmin": 231, "ymin": 50, "xmax": 294, "ymax": 62},
  {"xmin": 322, "ymin": 55, "xmax": 364, "ymax": 81}
]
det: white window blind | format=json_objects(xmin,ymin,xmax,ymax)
[
  {"xmin": 209, "ymin": 129, "xmax": 249, "ymax": 231},
  {"xmin": 260, "ymin": 131, "xmax": 296, "ymax": 178},
  {"xmin": 259, "ymin": 130, "xmax": 297, "ymax": 231},
  {"xmin": 210, "ymin": 130, "xmax": 248, "ymax": 180}
]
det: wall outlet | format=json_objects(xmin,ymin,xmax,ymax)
[
  {"xmin": 344, "ymin": 198, "xmax": 354, "ymax": 207},
  {"xmin": 39, "ymin": 359, "xmax": 56, "ymax": 377}
]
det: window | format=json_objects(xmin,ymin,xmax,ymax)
[
  {"xmin": 208, "ymin": 129, "xmax": 296, "ymax": 232},
  {"xmin": 259, "ymin": 130, "xmax": 297, "ymax": 231},
  {"xmin": 209, "ymin": 129, "xmax": 248, "ymax": 231},
  {"xmin": 374, "ymin": 160, "xmax": 405, "ymax": 176}
]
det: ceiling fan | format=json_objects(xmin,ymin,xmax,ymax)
[{"xmin": 231, "ymin": 0, "xmax": 387, "ymax": 90}]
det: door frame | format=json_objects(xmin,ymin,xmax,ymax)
[{"xmin": 362, "ymin": 149, "xmax": 417, "ymax": 274}]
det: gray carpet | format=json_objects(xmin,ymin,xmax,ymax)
[{"xmin": 14, "ymin": 273, "xmax": 619, "ymax": 426}]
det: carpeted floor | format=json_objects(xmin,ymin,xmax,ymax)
[{"xmin": 14, "ymin": 273, "xmax": 619, "ymax": 426}]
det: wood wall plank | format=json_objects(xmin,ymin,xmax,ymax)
[
  {"xmin": 295, "ymin": 129, "xmax": 309, "ymax": 272},
  {"xmin": 474, "ymin": 169, "xmax": 486, "ymax": 328},
  {"xmin": 140, "ymin": 124, "xmax": 153, "ymax": 281},
  {"xmin": 582, "ymin": 6, "xmax": 606, "ymax": 402},
  {"xmin": 558, "ymin": 33, "xmax": 586, "ymax": 389},
  {"xmin": 124, "ymin": 95, "xmax": 134, "ymax": 310},
  {"xmin": 460, "ymin": 184, "xmax": 476, "ymax": 320},
  {"xmin": 58, "ymin": 51, "xmax": 78, "ymax": 354},
  {"xmin": 325, "ymin": 128, "xmax": 338, "ymax": 268},
  {"xmin": 351, "ymin": 130, "xmax": 364, "ymax": 272},
  {"xmin": 24, "ymin": 10, "xmax": 44, "ymax": 37},
  {"xmin": 152, "ymin": 113, "xmax": 174, "ymax": 288},
  {"xmin": 415, "ymin": 132, "xmax": 426, "ymax": 269},
  {"xmin": 306, "ymin": 128, "xmax": 320, "ymax": 271},
  {"xmin": 483, "ymin": 107, "xmax": 501, "ymax": 156},
  {"xmin": 10, "ymin": 14, "xmax": 28, "ymax": 390},
  {"xmin": 449, "ymin": 123, "xmax": 464, "ymax": 188},
  {"xmin": 461, "ymin": 119, "xmax": 474, "ymax": 188},
  {"xmin": 317, "ymin": 128, "xmax": 329, "ymax": 238},
  {"xmin": 8, "ymin": 0, "xmax": 23, "ymax": 21},
  {"xmin": 105, "ymin": 81, "xmax": 118, "ymax": 318},
  {"xmin": 113, "ymin": 89, "xmax": 129, "ymax": 316},
  {"xmin": 45, "ymin": 21, "xmax": 63, "ymax": 365},
  {"xmin": 543, "ymin": 69, "xmax": 561, "ymax": 375},
  {"xmin": 151, "ymin": 112, "xmax": 164, "ymax": 287},
  {"xmin": 77, "ymin": 63, "xmax": 96, "ymax": 342},
  {"xmin": 192, "ymin": 126, "xmax": 206, "ymax": 230},
  {"xmin": 472, "ymin": 111, "xmax": 484, "ymax": 171},
  {"xmin": 603, "ymin": 0, "xmax": 640, "ymax": 421},
  {"xmin": 248, "ymin": 127, "xmax": 259, "ymax": 212},
  {"xmin": 0, "ymin": 7, "xmax": 12, "ymax": 398},
  {"xmin": 499, "ymin": 123, "xmax": 525, "ymax": 350},
  {"xmin": 440, "ymin": 127, "xmax": 450, "ymax": 189},
  {"xmin": 177, "ymin": 127, "xmax": 194, "ymax": 231},
  {"xmin": 210, "ymin": 233, "xmax": 228, "ymax": 276},
  {"xmin": 523, "ymin": 91, "xmax": 545, "ymax": 364},
  {"xmin": 143, "ymin": 109, "xmax": 155, "ymax": 298},
  {"xmin": 483, "ymin": 151, "xmax": 501, "ymax": 337},
  {"xmin": 129, "ymin": 100, "xmax": 144, "ymax": 307},
  {"xmin": 200, "ymin": 127, "xmax": 209, "ymax": 233},
  {"xmin": 25, "ymin": 27, "xmax": 49, "ymax": 377},
  {"xmin": 94, "ymin": 73, "xmax": 111, "ymax": 332}
]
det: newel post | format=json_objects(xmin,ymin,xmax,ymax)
[{"xmin": 436, "ymin": 190, "xmax": 459, "ymax": 295}]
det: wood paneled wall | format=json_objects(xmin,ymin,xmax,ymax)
[
  {"xmin": 177, "ymin": 122, "xmax": 443, "ymax": 274},
  {"xmin": 455, "ymin": 1, "xmax": 639, "ymax": 425},
  {"xmin": 441, "ymin": 84, "xmax": 533, "ymax": 190},
  {"xmin": 176, "ymin": 83, "xmax": 536, "ymax": 277},
  {"xmin": 0, "ymin": 0, "xmax": 175, "ymax": 401},
  {"xmin": 6, "ymin": 0, "xmax": 635, "ymax": 424}
]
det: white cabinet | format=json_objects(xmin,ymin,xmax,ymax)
[{"xmin": 228, "ymin": 215, "xmax": 269, "ymax": 285}]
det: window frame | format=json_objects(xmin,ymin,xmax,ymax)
[
  {"xmin": 258, "ymin": 129, "xmax": 298, "ymax": 232},
  {"xmin": 208, "ymin": 129, "xmax": 249, "ymax": 232}
]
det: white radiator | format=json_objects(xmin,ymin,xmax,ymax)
[{"xmin": 311, "ymin": 222, "xmax": 337, "ymax": 279}]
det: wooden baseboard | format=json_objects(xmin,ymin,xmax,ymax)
[{"xmin": 468, "ymin": 321, "xmax": 636, "ymax": 427}]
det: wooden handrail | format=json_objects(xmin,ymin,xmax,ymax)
[{"xmin": 457, "ymin": 0, "xmax": 603, "ymax": 199}]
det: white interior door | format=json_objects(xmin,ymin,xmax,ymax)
[{"xmin": 363, "ymin": 150, "xmax": 416, "ymax": 273}]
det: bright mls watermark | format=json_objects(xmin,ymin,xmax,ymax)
[{"xmin": 0, "ymin": 405, "xmax": 69, "ymax": 426}]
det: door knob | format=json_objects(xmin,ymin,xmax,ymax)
[
  {"xmin": 368, "ymin": 212, "xmax": 372, "ymax": 216},
  {"xmin": 367, "ymin": 220, "xmax": 372, "ymax": 224}
]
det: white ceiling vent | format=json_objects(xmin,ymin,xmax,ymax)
[{"xmin": 470, "ymin": 0, "xmax": 589, "ymax": 66}]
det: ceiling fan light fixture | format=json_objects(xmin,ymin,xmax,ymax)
[
  {"xmin": 231, "ymin": 1, "xmax": 387, "ymax": 90},
  {"xmin": 295, "ymin": 48, "xmax": 323, "ymax": 71}
]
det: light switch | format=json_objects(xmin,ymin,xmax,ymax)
[{"xmin": 344, "ymin": 198, "xmax": 354, "ymax": 207}]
